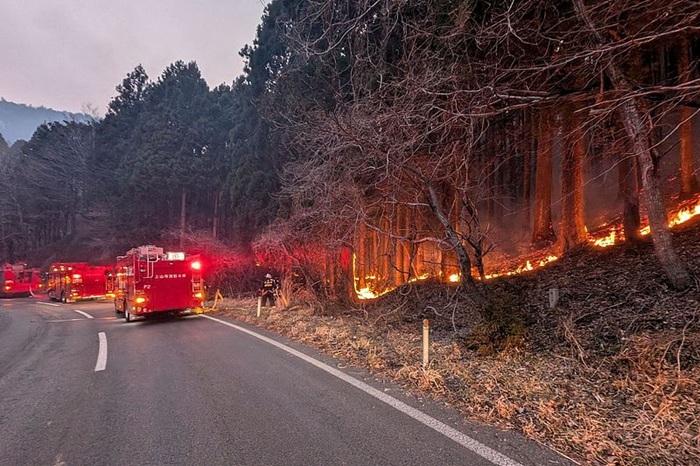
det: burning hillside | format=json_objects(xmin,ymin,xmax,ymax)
[
  {"xmin": 217, "ymin": 216, "xmax": 700, "ymax": 465},
  {"xmin": 354, "ymin": 193, "xmax": 700, "ymax": 299}
]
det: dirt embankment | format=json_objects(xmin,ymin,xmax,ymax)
[{"xmin": 213, "ymin": 221, "xmax": 700, "ymax": 465}]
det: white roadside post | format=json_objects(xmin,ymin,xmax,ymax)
[
  {"xmin": 422, "ymin": 319, "xmax": 430, "ymax": 369},
  {"xmin": 257, "ymin": 296, "xmax": 262, "ymax": 317}
]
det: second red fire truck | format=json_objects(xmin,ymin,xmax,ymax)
[
  {"xmin": 0, "ymin": 263, "xmax": 43, "ymax": 298},
  {"xmin": 47, "ymin": 262, "xmax": 115, "ymax": 303},
  {"xmin": 114, "ymin": 245, "xmax": 204, "ymax": 322}
]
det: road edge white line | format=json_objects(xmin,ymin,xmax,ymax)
[
  {"xmin": 95, "ymin": 332, "xmax": 107, "ymax": 372},
  {"xmin": 74, "ymin": 309, "xmax": 94, "ymax": 319},
  {"xmin": 37, "ymin": 302, "xmax": 61, "ymax": 307},
  {"xmin": 199, "ymin": 314, "xmax": 524, "ymax": 466}
]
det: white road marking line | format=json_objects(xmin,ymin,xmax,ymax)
[
  {"xmin": 37, "ymin": 302, "xmax": 61, "ymax": 307},
  {"xmin": 95, "ymin": 332, "xmax": 107, "ymax": 372},
  {"xmin": 200, "ymin": 314, "xmax": 524, "ymax": 466},
  {"xmin": 74, "ymin": 309, "xmax": 93, "ymax": 319}
]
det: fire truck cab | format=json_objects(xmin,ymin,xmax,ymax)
[
  {"xmin": 114, "ymin": 245, "xmax": 204, "ymax": 322},
  {"xmin": 0, "ymin": 263, "xmax": 43, "ymax": 298},
  {"xmin": 47, "ymin": 262, "xmax": 115, "ymax": 303}
]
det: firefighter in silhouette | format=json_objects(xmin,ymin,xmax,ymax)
[{"xmin": 259, "ymin": 273, "xmax": 279, "ymax": 307}]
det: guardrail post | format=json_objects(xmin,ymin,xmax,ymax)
[{"xmin": 422, "ymin": 319, "xmax": 430, "ymax": 369}]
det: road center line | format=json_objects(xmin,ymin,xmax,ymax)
[
  {"xmin": 74, "ymin": 309, "xmax": 93, "ymax": 319},
  {"xmin": 95, "ymin": 332, "xmax": 107, "ymax": 372},
  {"xmin": 199, "ymin": 314, "xmax": 523, "ymax": 466}
]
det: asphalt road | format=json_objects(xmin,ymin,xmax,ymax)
[{"xmin": 0, "ymin": 298, "xmax": 575, "ymax": 466}]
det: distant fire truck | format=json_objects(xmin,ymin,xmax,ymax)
[
  {"xmin": 47, "ymin": 262, "xmax": 115, "ymax": 303},
  {"xmin": 0, "ymin": 263, "xmax": 43, "ymax": 298},
  {"xmin": 114, "ymin": 245, "xmax": 204, "ymax": 322}
]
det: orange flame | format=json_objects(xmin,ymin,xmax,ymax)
[{"xmin": 589, "ymin": 194, "xmax": 700, "ymax": 248}]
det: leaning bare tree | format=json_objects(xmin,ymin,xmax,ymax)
[{"xmin": 568, "ymin": 0, "xmax": 697, "ymax": 289}]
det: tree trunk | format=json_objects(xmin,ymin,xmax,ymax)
[
  {"xmin": 395, "ymin": 203, "xmax": 405, "ymax": 286},
  {"xmin": 571, "ymin": 0, "xmax": 691, "ymax": 289},
  {"xmin": 558, "ymin": 106, "xmax": 588, "ymax": 253},
  {"xmin": 212, "ymin": 189, "xmax": 221, "ymax": 239},
  {"xmin": 679, "ymin": 105, "xmax": 698, "ymax": 199},
  {"xmin": 523, "ymin": 109, "xmax": 533, "ymax": 230},
  {"xmin": 380, "ymin": 216, "xmax": 390, "ymax": 290},
  {"xmin": 179, "ymin": 189, "xmax": 187, "ymax": 248},
  {"xmin": 678, "ymin": 33, "xmax": 699, "ymax": 199},
  {"xmin": 619, "ymin": 100, "xmax": 691, "ymax": 288},
  {"xmin": 338, "ymin": 246, "xmax": 355, "ymax": 303},
  {"xmin": 532, "ymin": 110, "xmax": 556, "ymax": 246},
  {"xmin": 618, "ymin": 153, "xmax": 642, "ymax": 243},
  {"xmin": 356, "ymin": 221, "xmax": 366, "ymax": 290}
]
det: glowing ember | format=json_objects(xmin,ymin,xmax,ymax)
[
  {"xmin": 483, "ymin": 254, "xmax": 558, "ymax": 280},
  {"xmin": 448, "ymin": 273, "xmax": 460, "ymax": 283},
  {"xmin": 589, "ymin": 227, "xmax": 620, "ymax": 248}
]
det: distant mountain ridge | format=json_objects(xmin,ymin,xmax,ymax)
[{"xmin": 0, "ymin": 99, "xmax": 91, "ymax": 144}]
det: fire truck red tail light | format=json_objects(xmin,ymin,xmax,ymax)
[
  {"xmin": 193, "ymin": 292, "xmax": 203, "ymax": 299},
  {"xmin": 135, "ymin": 296, "xmax": 147, "ymax": 304},
  {"xmin": 190, "ymin": 261, "xmax": 202, "ymax": 271}
]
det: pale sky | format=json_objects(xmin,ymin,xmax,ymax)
[{"xmin": 0, "ymin": 0, "xmax": 269, "ymax": 115}]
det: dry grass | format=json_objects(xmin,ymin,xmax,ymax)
[{"xmin": 215, "ymin": 303, "xmax": 700, "ymax": 465}]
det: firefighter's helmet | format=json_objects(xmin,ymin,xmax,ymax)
[{"xmin": 265, "ymin": 273, "xmax": 272, "ymax": 279}]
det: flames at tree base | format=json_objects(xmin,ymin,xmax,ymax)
[{"xmin": 354, "ymin": 194, "xmax": 700, "ymax": 300}]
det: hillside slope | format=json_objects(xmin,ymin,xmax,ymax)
[{"xmin": 215, "ymin": 218, "xmax": 699, "ymax": 465}]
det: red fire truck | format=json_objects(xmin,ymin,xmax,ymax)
[
  {"xmin": 47, "ymin": 262, "xmax": 115, "ymax": 303},
  {"xmin": 114, "ymin": 245, "xmax": 204, "ymax": 322},
  {"xmin": 0, "ymin": 263, "xmax": 43, "ymax": 298}
]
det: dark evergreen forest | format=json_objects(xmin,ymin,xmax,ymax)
[{"xmin": 1, "ymin": 0, "xmax": 698, "ymax": 301}]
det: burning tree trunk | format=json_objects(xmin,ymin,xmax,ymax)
[
  {"xmin": 572, "ymin": 0, "xmax": 692, "ymax": 290},
  {"xmin": 532, "ymin": 110, "xmax": 556, "ymax": 247},
  {"xmin": 678, "ymin": 34, "xmax": 699, "ymax": 200},
  {"xmin": 558, "ymin": 105, "xmax": 588, "ymax": 253}
]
